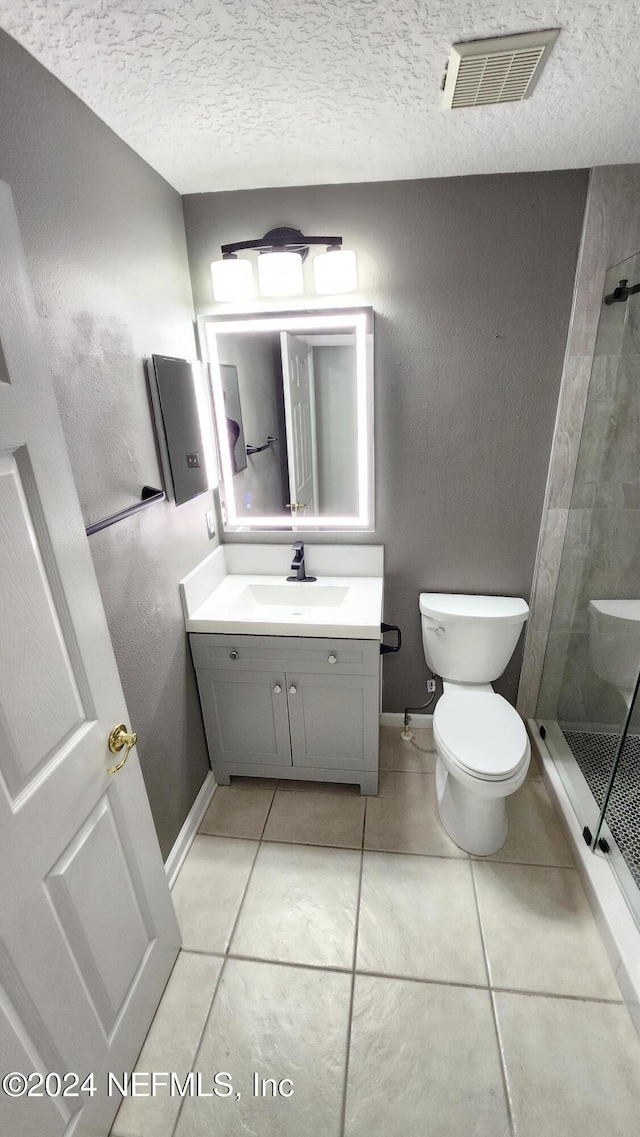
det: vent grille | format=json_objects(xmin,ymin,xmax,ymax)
[{"xmin": 443, "ymin": 30, "xmax": 559, "ymax": 109}]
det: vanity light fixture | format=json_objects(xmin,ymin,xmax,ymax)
[{"xmin": 210, "ymin": 226, "xmax": 357, "ymax": 301}]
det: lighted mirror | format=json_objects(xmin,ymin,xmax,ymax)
[{"xmin": 201, "ymin": 309, "xmax": 374, "ymax": 531}]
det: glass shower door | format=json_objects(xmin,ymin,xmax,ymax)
[
  {"xmin": 592, "ymin": 670, "xmax": 640, "ymax": 924},
  {"xmin": 536, "ymin": 250, "xmax": 640, "ymax": 922}
]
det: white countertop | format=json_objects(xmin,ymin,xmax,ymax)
[{"xmin": 186, "ymin": 573, "xmax": 384, "ymax": 639}]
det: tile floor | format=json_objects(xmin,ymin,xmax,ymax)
[{"xmin": 111, "ymin": 726, "xmax": 640, "ymax": 1137}]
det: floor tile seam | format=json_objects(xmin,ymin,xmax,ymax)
[
  {"xmin": 488, "ymin": 988, "xmax": 516, "ymax": 1137},
  {"xmin": 223, "ymin": 835, "xmax": 263, "ymax": 959},
  {"xmin": 169, "ymin": 953, "xmax": 228, "ymax": 1137},
  {"xmin": 258, "ymin": 783, "xmax": 278, "ymax": 841},
  {"xmin": 363, "ymin": 842, "xmax": 470, "ymax": 859},
  {"xmin": 339, "ymin": 849, "xmax": 364, "ymax": 1137},
  {"xmin": 225, "ymin": 951, "xmax": 353, "ymax": 975},
  {"xmin": 491, "ymin": 985, "xmax": 624, "ymax": 1005},
  {"xmin": 470, "ymin": 860, "xmax": 515, "ymax": 1135},
  {"xmin": 200, "ymin": 829, "xmax": 364, "ymax": 850},
  {"xmin": 471, "ymin": 856, "xmax": 577, "ymax": 870}
]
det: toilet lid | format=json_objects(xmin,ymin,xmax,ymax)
[{"xmin": 434, "ymin": 690, "xmax": 529, "ymax": 779}]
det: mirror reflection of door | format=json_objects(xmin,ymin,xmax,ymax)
[
  {"xmin": 281, "ymin": 332, "xmax": 319, "ymax": 517},
  {"xmin": 219, "ymin": 364, "xmax": 247, "ymax": 475}
]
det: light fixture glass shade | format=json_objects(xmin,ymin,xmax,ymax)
[
  {"xmin": 313, "ymin": 248, "xmax": 357, "ymax": 295},
  {"xmin": 211, "ymin": 257, "xmax": 255, "ymax": 302},
  {"xmin": 257, "ymin": 251, "xmax": 304, "ymax": 297}
]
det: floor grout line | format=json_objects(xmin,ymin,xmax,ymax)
[
  {"xmin": 489, "ymin": 987, "xmax": 515, "ymax": 1137},
  {"xmin": 169, "ymin": 953, "xmax": 228, "ymax": 1137},
  {"xmin": 338, "ymin": 846, "xmax": 364, "ymax": 1137},
  {"xmin": 222, "ymin": 833, "xmax": 263, "ymax": 956},
  {"xmin": 197, "ymin": 822, "xmax": 575, "ymax": 870},
  {"xmin": 177, "ymin": 950, "xmax": 625, "ymax": 1006},
  {"xmin": 470, "ymin": 859, "xmax": 515, "ymax": 1136}
]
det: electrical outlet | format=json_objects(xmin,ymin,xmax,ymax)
[
  {"xmin": 427, "ymin": 679, "xmax": 437, "ymax": 693},
  {"xmin": 205, "ymin": 509, "xmax": 216, "ymax": 539}
]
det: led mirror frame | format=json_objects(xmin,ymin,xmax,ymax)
[{"xmin": 200, "ymin": 309, "xmax": 374, "ymax": 531}]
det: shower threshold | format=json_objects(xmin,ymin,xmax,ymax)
[{"xmin": 562, "ymin": 728, "xmax": 640, "ymax": 890}]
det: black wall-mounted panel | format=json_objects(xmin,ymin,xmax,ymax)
[{"xmin": 148, "ymin": 355, "xmax": 209, "ymax": 505}]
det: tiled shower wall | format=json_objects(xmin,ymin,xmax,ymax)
[{"xmin": 518, "ymin": 165, "xmax": 640, "ymax": 719}]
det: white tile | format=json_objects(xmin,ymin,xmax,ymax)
[
  {"xmin": 110, "ymin": 952, "xmax": 222, "ymax": 1137},
  {"xmin": 263, "ymin": 786, "xmax": 365, "ymax": 847},
  {"xmin": 482, "ymin": 780, "xmax": 574, "ymax": 866},
  {"xmin": 198, "ymin": 784, "xmax": 275, "ymax": 839},
  {"xmin": 171, "ymin": 835, "xmax": 257, "ymax": 953},
  {"xmin": 474, "ymin": 861, "xmax": 620, "ymax": 1000},
  {"xmin": 230, "ymin": 842, "xmax": 360, "ymax": 968},
  {"xmin": 364, "ymin": 772, "xmax": 467, "ymax": 857},
  {"xmin": 345, "ymin": 975, "xmax": 510, "ymax": 1137},
  {"xmin": 175, "ymin": 958, "xmax": 351, "ymax": 1137},
  {"xmin": 495, "ymin": 991, "xmax": 640, "ymax": 1137},
  {"xmin": 356, "ymin": 853, "xmax": 486, "ymax": 985}
]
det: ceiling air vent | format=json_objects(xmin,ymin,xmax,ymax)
[{"xmin": 442, "ymin": 29, "xmax": 559, "ymax": 109}]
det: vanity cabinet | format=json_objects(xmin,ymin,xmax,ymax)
[{"xmin": 190, "ymin": 633, "xmax": 380, "ymax": 794}]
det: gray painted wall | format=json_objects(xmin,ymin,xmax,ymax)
[
  {"xmin": 183, "ymin": 172, "xmax": 588, "ymax": 710},
  {"xmin": 0, "ymin": 29, "xmax": 213, "ymax": 858}
]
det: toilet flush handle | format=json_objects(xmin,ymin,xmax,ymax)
[{"xmin": 433, "ymin": 625, "xmax": 445, "ymax": 635}]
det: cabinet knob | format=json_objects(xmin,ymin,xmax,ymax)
[
  {"xmin": 273, "ymin": 684, "xmax": 282, "ymax": 694},
  {"xmin": 288, "ymin": 684, "xmax": 297, "ymax": 695},
  {"xmin": 327, "ymin": 654, "xmax": 337, "ymax": 664},
  {"xmin": 229, "ymin": 650, "xmax": 239, "ymax": 660}
]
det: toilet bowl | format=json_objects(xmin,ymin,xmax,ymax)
[{"xmin": 420, "ymin": 593, "xmax": 530, "ymax": 855}]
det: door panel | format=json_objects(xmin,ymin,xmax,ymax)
[
  {"xmin": 281, "ymin": 332, "xmax": 319, "ymax": 516},
  {"xmin": 0, "ymin": 449, "xmax": 90, "ymax": 798},
  {"xmin": 0, "ymin": 181, "xmax": 180, "ymax": 1136},
  {"xmin": 45, "ymin": 796, "xmax": 154, "ymax": 1035},
  {"xmin": 196, "ymin": 668, "xmax": 292, "ymax": 766},
  {"xmin": 287, "ymin": 672, "xmax": 379, "ymax": 769}
]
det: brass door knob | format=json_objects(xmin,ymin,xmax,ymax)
[
  {"xmin": 107, "ymin": 723, "xmax": 138, "ymax": 774},
  {"xmin": 286, "ymin": 502, "xmax": 307, "ymax": 512}
]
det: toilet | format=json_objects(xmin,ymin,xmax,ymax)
[
  {"xmin": 588, "ymin": 599, "xmax": 640, "ymax": 709},
  {"xmin": 419, "ymin": 593, "xmax": 531, "ymax": 856}
]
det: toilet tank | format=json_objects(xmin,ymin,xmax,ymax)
[
  {"xmin": 419, "ymin": 593, "xmax": 529, "ymax": 683},
  {"xmin": 588, "ymin": 599, "xmax": 640, "ymax": 694}
]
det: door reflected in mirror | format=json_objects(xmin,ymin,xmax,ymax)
[{"xmin": 202, "ymin": 309, "xmax": 373, "ymax": 531}]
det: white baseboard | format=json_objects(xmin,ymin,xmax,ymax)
[
  {"xmin": 165, "ymin": 771, "xmax": 217, "ymax": 890},
  {"xmin": 380, "ymin": 712, "xmax": 433, "ymax": 727}
]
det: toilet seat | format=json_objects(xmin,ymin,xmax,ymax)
[{"xmin": 433, "ymin": 688, "xmax": 529, "ymax": 782}]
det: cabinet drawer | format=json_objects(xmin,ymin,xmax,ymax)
[{"xmin": 190, "ymin": 633, "xmax": 380, "ymax": 676}]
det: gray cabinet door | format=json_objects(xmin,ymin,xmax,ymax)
[
  {"xmin": 196, "ymin": 668, "xmax": 292, "ymax": 767},
  {"xmin": 286, "ymin": 672, "xmax": 379, "ymax": 770}
]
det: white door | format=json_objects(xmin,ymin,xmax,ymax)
[
  {"xmin": 0, "ymin": 182, "xmax": 180, "ymax": 1137},
  {"xmin": 280, "ymin": 332, "xmax": 319, "ymax": 517}
]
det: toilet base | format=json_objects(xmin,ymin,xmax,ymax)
[{"xmin": 435, "ymin": 757, "xmax": 508, "ymax": 856}]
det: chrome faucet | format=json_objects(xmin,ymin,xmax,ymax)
[{"xmin": 287, "ymin": 541, "xmax": 317, "ymax": 583}]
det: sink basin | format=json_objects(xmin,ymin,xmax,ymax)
[
  {"xmin": 231, "ymin": 583, "xmax": 349, "ymax": 613},
  {"xmin": 185, "ymin": 571, "xmax": 383, "ymax": 639}
]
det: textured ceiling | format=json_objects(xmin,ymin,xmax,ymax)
[{"xmin": 1, "ymin": 1, "xmax": 639, "ymax": 193}]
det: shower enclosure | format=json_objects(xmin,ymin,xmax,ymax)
[{"xmin": 536, "ymin": 252, "xmax": 640, "ymax": 926}]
